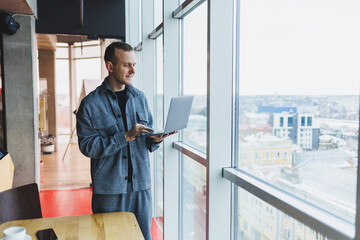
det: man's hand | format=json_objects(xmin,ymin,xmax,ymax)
[
  {"xmin": 125, "ymin": 124, "xmax": 153, "ymax": 142},
  {"xmin": 150, "ymin": 131, "xmax": 178, "ymax": 143}
]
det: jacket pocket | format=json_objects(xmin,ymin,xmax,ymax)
[
  {"xmin": 136, "ymin": 111, "xmax": 148, "ymax": 126},
  {"xmin": 91, "ymin": 115, "xmax": 119, "ymax": 137}
]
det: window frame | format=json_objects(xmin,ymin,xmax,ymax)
[
  {"xmin": 223, "ymin": 167, "xmax": 354, "ymax": 239},
  {"xmin": 137, "ymin": 0, "xmax": 360, "ymax": 239},
  {"xmin": 171, "ymin": 0, "xmax": 233, "ymax": 239},
  {"xmin": 228, "ymin": 0, "xmax": 359, "ymax": 239}
]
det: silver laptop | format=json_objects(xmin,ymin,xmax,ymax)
[{"xmin": 149, "ymin": 96, "xmax": 194, "ymax": 136}]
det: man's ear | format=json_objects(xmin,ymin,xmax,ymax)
[{"xmin": 105, "ymin": 61, "xmax": 113, "ymax": 72}]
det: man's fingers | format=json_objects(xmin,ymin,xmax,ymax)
[
  {"xmin": 133, "ymin": 124, "xmax": 153, "ymax": 134},
  {"xmin": 140, "ymin": 127, "xmax": 153, "ymax": 133},
  {"xmin": 142, "ymin": 127, "xmax": 153, "ymax": 132},
  {"xmin": 164, "ymin": 131, "xmax": 177, "ymax": 137},
  {"xmin": 150, "ymin": 134, "xmax": 163, "ymax": 139},
  {"xmin": 136, "ymin": 124, "xmax": 153, "ymax": 132},
  {"xmin": 150, "ymin": 131, "xmax": 178, "ymax": 142}
]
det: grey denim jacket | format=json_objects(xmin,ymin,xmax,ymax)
[{"xmin": 76, "ymin": 78, "xmax": 160, "ymax": 194}]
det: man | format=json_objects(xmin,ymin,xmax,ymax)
[{"xmin": 76, "ymin": 41, "xmax": 175, "ymax": 239}]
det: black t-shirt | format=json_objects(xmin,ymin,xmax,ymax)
[{"xmin": 115, "ymin": 89, "xmax": 133, "ymax": 183}]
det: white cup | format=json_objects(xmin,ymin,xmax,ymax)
[{"xmin": 3, "ymin": 227, "xmax": 26, "ymax": 240}]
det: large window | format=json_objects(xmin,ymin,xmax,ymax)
[
  {"xmin": 180, "ymin": 154, "xmax": 206, "ymax": 240},
  {"xmin": 55, "ymin": 43, "xmax": 70, "ymax": 135},
  {"xmin": 234, "ymin": 0, "xmax": 359, "ymax": 239},
  {"xmin": 153, "ymin": 34, "xmax": 164, "ymax": 231},
  {"xmin": 131, "ymin": 0, "xmax": 360, "ymax": 238},
  {"xmin": 74, "ymin": 40, "xmax": 102, "ymax": 101},
  {"xmin": 182, "ymin": 1, "xmax": 207, "ymax": 153},
  {"xmin": 154, "ymin": 0, "xmax": 163, "ymax": 28},
  {"xmin": 180, "ymin": 1, "xmax": 208, "ymax": 239},
  {"xmin": 56, "ymin": 41, "xmax": 102, "ymax": 138},
  {"xmin": 237, "ymin": 188, "xmax": 330, "ymax": 240}
]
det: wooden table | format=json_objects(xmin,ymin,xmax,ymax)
[{"xmin": 0, "ymin": 212, "xmax": 144, "ymax": 240}]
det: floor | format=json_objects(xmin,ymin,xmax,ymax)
[
  {"xmin": 39, "ymin": 140, "xmax": 163, "ymax": 240},
  {"xmin": 41, "ymin": 142, "xmax": 91, "ymax": 190}
]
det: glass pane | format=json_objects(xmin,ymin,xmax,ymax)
[
  {"xmin": 182, "ymin": 1, "xmax": 207, "ymax": 153},
  {"xmin": 180, "ymin": 155, "xmax": 206, "ymax": 240},
  {"xmin": 154, "ymin": 0, "xmax": 163, "ymax": 29},
  {"xmin": 154, "ymin": 144, "xmax": 164, "ymax": 217},
  {"xmin": 74, "ymin": 45, "xmax": 101, "ymax": 59},
  {"xmin": 154, "ymin": 35, "xmax": 164, "ymax": 227},
  {"xmin": 236, "ymin": 187, "xmax": 336, "ymax": 240},
  {"xmin": 236, "ymin": 0, "xmax": 359, "ymax": 224},
  {"xmin": 57, "ymin": 42, "xmax": 68, "ymax": 47},
  {"xmin": 139, "ymin": 0, "xmax": 142, "ymax": 41},
  {"xmin": 55, "ymin": 46, "xmax": 68, "ymax": 59},
  {"xmin": 155, "ymin": 36, "xmax": 164, "ymax": 130},
  {"xmin": 55, "ymin": 59, "xmax": 70, "ymax": 135},
  {"xmin": 75, "ymin": 58, "xmax": 102, "ymax": 102}
]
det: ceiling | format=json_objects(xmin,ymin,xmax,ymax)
[
  {"xmin": 2, "ymin": 0, "xmax": 116, "ymax": 50},
  {"xmin": 37, "ymin": 34, "xmax": 95, "ymax": 51},
  {"xmin": 0, "ymin": 0, "xmax": 35, "ymax": 15}
]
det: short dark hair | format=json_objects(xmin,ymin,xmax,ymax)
[{"xmin": 104, "ymin": 41, "xmax": 133, "ymax": 64}]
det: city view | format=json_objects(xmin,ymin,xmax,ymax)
[
  {"xmin": 237, "ymin": 94, "xmax": 357, "ymax": 240},
  {"xmin": 181, "ymin": 94, "xmax": 358, "ymax": 240}
]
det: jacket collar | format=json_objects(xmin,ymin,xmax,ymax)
[{"xmin": 100, "ymin": 77, "xmax": 138, "ymax": 96}]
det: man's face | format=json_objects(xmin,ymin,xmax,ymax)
[{"xmin": 108, "ymin": 49, "xmax": 136, "ymax": 87}]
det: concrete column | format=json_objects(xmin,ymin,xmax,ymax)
[
  {"xmin": 38, "ymin": 50, "xmax": 57, "ymax": 142},
  {"xmin": 2, "ymin": 15, "xmax": 40, "ymax": 187}
]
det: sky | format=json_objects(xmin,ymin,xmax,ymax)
[
  {"xmin": 239, "ymin": 0, "xmax": 360, "ymax": 95},
  {"xmin": 182, "ymin": 0, "xmax": 360, "ymax": 96},
  {"xmin": 183, "ymin": 2, "xmax": 208, "ymax": 96}
]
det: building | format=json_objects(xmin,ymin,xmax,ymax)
[
  {"xmin": 239, "ymin": 132, "xmax": 294, "ymax": 166},
  {"xmin": 238, "ymin": 149, "xmax": 355, "ymax": 240},
  {"xmin": 273, "ymin": 112, "xmax": 320, "ymax": 150}
]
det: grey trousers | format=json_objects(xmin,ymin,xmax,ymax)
[{"xmin": 92, "ymin": 184, "xmax": 152, "ymax": 240}]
